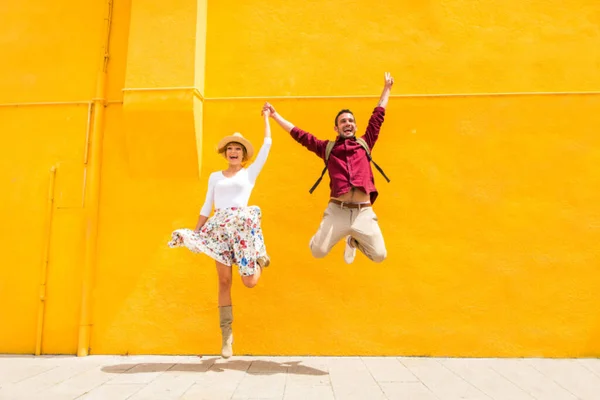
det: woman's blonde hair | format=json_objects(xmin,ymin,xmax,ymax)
[{"xmin": 218, "ymin": 141, "xmax": 248, "ymax": 162}]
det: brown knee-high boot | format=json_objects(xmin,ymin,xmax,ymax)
[{"xmin": 219, "ymin": 306, "xmax": 233, "ymax": 358}]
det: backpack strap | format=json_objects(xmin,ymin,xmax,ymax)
[
  {"xmin": 354, "ymin": 137, "xmax": 371, "ymax": 157},
  {"xmin": 309, "ymin": 141, "xmax": 336, "ymax": 194},
  {"xmin": 355, "ymin": 137, "xmax": 391, "ymax": 183},
  {"xmin": 325, "ymin": 140, "xmax": 335, "ymax": 162},
  {"xmin": 309, "ymin": 138, "xmax": 391, "ymax": 194},
  {"xmin": 308, "ymin": 165, "xmax": 328, "ymax": 194}
]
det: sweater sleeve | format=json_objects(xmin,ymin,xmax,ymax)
[
  {"xmin": 289, "ymin": 127, "xmax": 328, "ymax": 160},
  {"xmin": 360, "ymin": 106, "xmax": 385, "ymax": 150}
]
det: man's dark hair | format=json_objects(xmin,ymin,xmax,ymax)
[{"xmin": 334, "ymin": 109, "xmax": 355, "ymax": 126}]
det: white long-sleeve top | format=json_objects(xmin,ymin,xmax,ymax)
[{"xmin": 200, "ymin": 137, "xmax": 272, "ymax": 217}]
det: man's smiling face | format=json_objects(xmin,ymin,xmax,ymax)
[{"xmin": 335, "ymin": 112, "xmax": 356, "ymax": 138}]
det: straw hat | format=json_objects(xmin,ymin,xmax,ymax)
[{"xmin": 216, "ymin": 132, "xmax": 254, "ymax": 160}]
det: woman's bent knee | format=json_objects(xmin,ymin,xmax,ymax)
[
  {"xmin": 241, "ymin": 275, "xmax": 259, "ymax": 288},
  {"xmin": 242, "ymin": 280, "xmax": 258, "ymax": 289}
]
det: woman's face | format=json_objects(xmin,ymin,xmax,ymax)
[{"xmin": 225, "ymin": 142, "xmax": 245, "ymax": 166}]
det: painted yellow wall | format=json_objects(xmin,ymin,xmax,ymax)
[
  {"xmin": 0, "ymin": 1, "xmax": 105, "ymax": 354},
  {"xmin": 1, "ymin": 0, "xmax": 599, "ymax": 357}
]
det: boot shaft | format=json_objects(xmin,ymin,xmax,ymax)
[{"xmin": 219, "ymin": 305, "xmax": 233, "ymax": 329}]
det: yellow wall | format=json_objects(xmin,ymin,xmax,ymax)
[
  {"xmin": 1, "ymin": 0, "xmax": 600, "ymax": 357},
  {"xmin": 0, "ymin": 1, "xmax": 105, "ymax": 354}
]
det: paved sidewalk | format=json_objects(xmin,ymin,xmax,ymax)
[{"xmin": 1, "ymin": 355, "xmax": 599, "ymax": 399}]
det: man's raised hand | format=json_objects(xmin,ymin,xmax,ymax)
[{"xmin": 384, "ymin": 72, "xmax": 394, "ymax": 89}]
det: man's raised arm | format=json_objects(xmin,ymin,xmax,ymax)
[
  {"xmin": 263, "ymin": 102, "xmax": 295, "ymax": 133},
  {"xmin": 362, "ymin": 72, "xmax": 394, "ymax": 148},
  {"xmin": 263, "ymin": 102, "xmax": 327, "ymax": 158},
  {"xmin": 377, "ymin": 72, "xmax": 394, "ymax": 109}
]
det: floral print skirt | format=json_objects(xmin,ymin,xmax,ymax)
[{"xmin": 168, "ymin": 206, "xmax": 267, "ymax": 276}]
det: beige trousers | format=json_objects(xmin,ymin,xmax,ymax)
[{"xmin": 309, "ymin": 202, "xmax": 387, "ymax": 262}]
